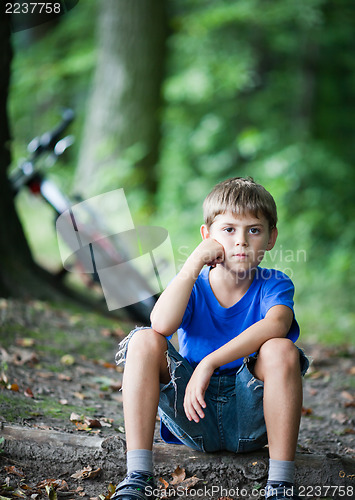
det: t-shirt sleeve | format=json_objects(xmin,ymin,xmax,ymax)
[{"xmin": 260, "ymin": 271, "xmax": 300, "ymax": 342}]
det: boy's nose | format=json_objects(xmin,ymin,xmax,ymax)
[{"xmin": 234, "ymin": 232, "xmax": 248, "ymax": 246}]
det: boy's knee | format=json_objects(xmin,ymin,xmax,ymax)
[
  {"xmin": 126, "ymin": 328, "xmax": 167, "ymax": 358},
  {"xmin": 259, "ymin": 338, "xmax": 300, "ymax": 371}
]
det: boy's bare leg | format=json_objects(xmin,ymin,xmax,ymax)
[
  {"xmin": 122, "ymin": 329, "xmax": 171, "ymax": 451},
  {"xmin": 253, "ymin": 338, "xmax": 303, "ymax": 461}
]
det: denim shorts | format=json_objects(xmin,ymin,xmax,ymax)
[{"xmin": 116, "ymin": 328, "xmax": 309, "ymax": 454}]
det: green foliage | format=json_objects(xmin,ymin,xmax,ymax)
[
  {"xmin": 157, "ymin": 0, "xmax": 355, "ymax": 341},
  {"xmin": 9, "ymin": 0, "xmax": 97, "ymax": 182}
]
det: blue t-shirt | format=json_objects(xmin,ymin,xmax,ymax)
[{"xmin": 177, "ymin": 266, "xmax": 299, "ymax": 375}]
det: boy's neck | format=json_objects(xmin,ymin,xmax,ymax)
[{"xmin": 208, "ymin": 265, "xmax": 256, "ymax": 308}]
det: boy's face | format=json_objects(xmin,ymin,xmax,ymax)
[{"xmin": 201, "ymin": 211, "xmax": 277, "ymax": 276}]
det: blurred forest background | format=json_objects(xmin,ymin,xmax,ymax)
[{"xmin": 3, "ymin": 0, "xmax": 355, "ymax": 344}]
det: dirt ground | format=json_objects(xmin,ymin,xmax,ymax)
[{"xmin": 0, "ymin": 299, "xmax": 354, "ymax": 499}]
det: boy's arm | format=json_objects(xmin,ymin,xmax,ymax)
[
  {"xmin": 183, "ymin": 304, "xmax": 293, "ymax": 422},
  {"xmin": 150, "ymin": 238, "xmax": 224, "ymax": 336}
]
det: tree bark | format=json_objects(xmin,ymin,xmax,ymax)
[
  {"xmin": 75, "ymin": 0, "xmax": 167, "ymax": 208},
  {"xmin": 0, "ymin": 12, "xmax": 34, "ymax": 297},
  {"xmin": 0, "ymin": 13, "xmax": 73, "ymax": 301}
]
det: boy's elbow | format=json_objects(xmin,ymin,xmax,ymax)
[
  {"xmin": 275, "ymin": 319, "xmax": 292, "ymax": 337},
  {"xmin": 275, "ymin": 313, "xmax": 293, "ymax": 337},
  {"xmin": 150, "ymin": 316, "xmax": 175, "ymax": 337},
  {"xmin": 265, "ymin": 305, "xmax": 293, "ymax": 337}
]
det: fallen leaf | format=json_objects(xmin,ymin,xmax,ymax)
[
  {"xmin": 179, "ymin": 476, "xmax": 201, "ymax": 490},
  {"xmin": 37, "ymin": 372, "xmax": 54, "ymax": 380},
  {"xmin": 45, "ymin": 485, "xmax": 57, "ymax": 500},
  {"xmin": 75, "ymin": 422, "xmax": 92, "ymax": 431},
  {"xmin": 84, "ymin": 418, "xmax": 102, "ymax": 429},
  {"xmin": 308, "ymin": 370, "xmax": 328, "ymax": 380},
  {"xmin": 331, "ymin": 412, "xmax": 349, "ymax": 424},
  {"xmin": 60, "ymin": 354, "xmax": 75, "ymax": 366},
  {"xmin": 4, "ymin": 465, "xmax": 25, "ymax": 477},
  {"xmin": 341, "ymin": 391, "xmax": 355, "ymax": 402},
  {"xmin": 24, "ymin": 387, "xmax": 34, "ymax": 398},
  {"xmin": 9, "ymin": 383, "xmax": 19, "ymax": 392},
  {"xmin": 74, "ymin": 392, "xmax": 86, "ymax": 400},
  {"xmin": 71, "ymin": 466, "xmax": 102, "ymax": 480},
  {"xmin": 100, "ymin": 327, "xmax": 125, "ymax": 339},
  {"xmin": 59, "ymin": 399, "xmax": 68, "ymax": 405},
  {"xmin": 36, "ymin": 479, "xmax": 68, "ymax": 491},
  {"xmin": 11, "ymin": 489, "xmax": 26, "ymax": 498},
  {"xmin": 58, "ymin": 374, "xmax": 72, "ymax": 381},
  {"xmin": 100, "ymin": 328, "xmax": 111, "ymax": 337},
  {"xmin": 348, "ymin": 366, "xmax": 355, "ymax": 376},
  {"xmin": 12, "ymin": 349, "xmax": 39, "ymax": 366},
  {"xmin": 0, "ymin": 369, "xmax": 8, "ymax": 385},
  {"xmin": 301, "ymin": 407, "xmax": 313, "ymax": 416},
  {"xmin": 107, "ymin": 483, "xmax": 116, "ymax": 496},
  {"xmin": 16, "ymin": 338, "xmax": 35, "ymax": 347},
  {"xmin": 159, "ymin": 477, "xmax": 169, "ymax": 489},
  {"xmin": 70, "ymin": 412, "xmax": 83, "ymax": 422},
  {"xmin": 170, "ymin": 466, "xmax": 186, "ymax": 485},
  {"xmin": 99, "ymin": 417, "xmax": 113, "ymax": 427},
  {"xmin": 94, "ymin": 360, "xmax": 118, "ymax": 370}
]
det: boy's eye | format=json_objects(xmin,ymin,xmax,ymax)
[
  {"xmin": 249, "ymin": 227, "xmax": 260, "ymax": 234},
  {"xmin": 224, "ymin": 227, "xmax": 235, "ymax": 233}
]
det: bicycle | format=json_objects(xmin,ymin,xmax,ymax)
[{"xmin": 9, "ymin": 108, "xmax": 158, "ymax": 324}]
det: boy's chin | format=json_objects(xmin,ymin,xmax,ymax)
[{"xmin": 221, "ymin": 262, "xmax": 257, "ymax": 279}]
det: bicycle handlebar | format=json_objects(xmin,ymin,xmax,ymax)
[
  {"xmin": 28, "ymin": 108, "xmax": 74, "ymax": 157},
  {"xmin": 10, "ymin": 108, "xmax": 75, "ymax": 193}
]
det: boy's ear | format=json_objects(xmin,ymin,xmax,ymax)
[
  {"xmin": 200, "ymin": 224, "xmax": 210, "ymax": 240},
  {"xmin": 266, "ymin": 227, "xmax": 278, "ymax": 251}
]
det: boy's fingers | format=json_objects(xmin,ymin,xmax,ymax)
[
  {"xmin": 184, "ymin": 392, "xmax": 204, "ymax": 423},
  {"xmin": 196, "ymin": 393, "xmax": 206, "ymax": 409},
  {"xmin": 184, "ymin": 400, "xmax": 198, "ymax": 423},
  {"xmin": 191, "ymin": 392, "xmax": 205, "ymax": 420}
]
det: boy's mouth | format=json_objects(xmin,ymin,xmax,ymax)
[{"xmin": 233, "ymin": 253, "xmax": 248, "ymax": 259}]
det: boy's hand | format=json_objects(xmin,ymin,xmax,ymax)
[
  {"xmin": 183, "ymin": 358, "xmax": 215, "ymax": 423},
  {"xmin": 194, "ymin": 238, "xmax": 224, "ymax": 268}
]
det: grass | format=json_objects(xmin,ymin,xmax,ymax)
[
  {"xmin": 0, "ymin": 392, "xmax": 99, "ymax": 423},
  {"xmin": 0, "ymin": 309, "xmax": 122, "ymax": 361}
]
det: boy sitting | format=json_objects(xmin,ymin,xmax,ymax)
[{"xmin": 113, "ymin": 177, "xmax": 309, "ymax": 500}]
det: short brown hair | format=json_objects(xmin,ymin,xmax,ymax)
[{"xmin": 203, "ymin": 177, "xmax": 277, "ymax": 230}]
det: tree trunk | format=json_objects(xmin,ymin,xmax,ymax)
[
  {"xmin": 74, "ymin": 0, "xmax": 167, "ymax": 209},
  {"xmin": 0, "ymin": 13, "xmax": 73, "ymax": 301},
  {"xmin": 0, "ymin": 12, "xmax": 34, "ymax": 297}
]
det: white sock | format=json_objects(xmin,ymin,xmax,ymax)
[
  {"xmin": 267, "ymin": 459, "xmax": 295, "ymax": 484},
  {"xmin": 127, "ymin": 449, "xmax": 153, "ymax": 475}
]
